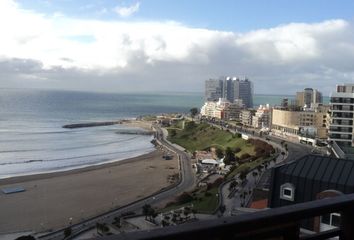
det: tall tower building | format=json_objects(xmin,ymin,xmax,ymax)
[
  {"xmin": 296, "ymin": 88, "xmax": 323, "ymax": 108},
  {"xmin": 204, "ymin": 77, "xmax": 254, "ymax": 108},
  {"xmin": 328, "ymin": 83, "xmax": 354, "ymax": 147},
  {"xmin": 234, "ymin": 78, "xmax": 253, "ymax": 108},
  {"xmin": 205, "ymin": 79, "xmax": 223, "ymax": 101}
]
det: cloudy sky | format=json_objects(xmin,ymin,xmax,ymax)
[{"xmin": 1, "ymin": 0, "xmax": 354, "ymax": 95}]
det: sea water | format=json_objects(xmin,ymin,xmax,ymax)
[
  {"xmin": 0, "ymin": 89, "xmax": 328, "ymax": 178},
  {"xmin": 0, "ymin": 89, "xmax": 204, "ymax": 178}
]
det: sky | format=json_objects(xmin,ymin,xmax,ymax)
[{"xmin": 1, "ymin": 0, "xmax": 354, "ymax": 95}]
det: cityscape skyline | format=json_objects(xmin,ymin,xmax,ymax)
[{"xmin": 0, "ymin": 0, "xmax": 353, "ymax": 94}]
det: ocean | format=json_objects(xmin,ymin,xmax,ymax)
[{"xmin": 0, "ymin": 89, "xmax": 328, "ymax": 179}]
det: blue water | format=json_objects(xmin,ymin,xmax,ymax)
[
  {"xmin": 0, "ymin": 89, "xmax": 204, "ymax": 178},
  {"xmin": 0, "ymin": 89, "xmax": 328, "ymax": 178}
]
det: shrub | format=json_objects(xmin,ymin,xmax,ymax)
[
  {"xmin": 233, "ymin": 147, "xmax": 241, "ymax": 153},
  {"xmin": 204, "ymin": 192, "xmax": 212, "ymax": 197},
  {"xmin": 240, "ymin": 153, "xmax": 251, "ymax": 160},
  {"xmin": 176, "ymin": 192, "xmax": 193, "ymax": 204},
  {"xmin": 212, "ymin": 177, "xmax": 224, "ymax": 188}
]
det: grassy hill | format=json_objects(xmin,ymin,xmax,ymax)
[{"xmin": 167, "ymin": 121, "xmax": 255, "ymax": 156}]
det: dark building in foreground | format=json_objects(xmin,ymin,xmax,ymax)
[{"xmin": 268, "ymin": 154, "xmax": 354, "ymax": 232}]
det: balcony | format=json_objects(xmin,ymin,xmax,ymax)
[{"xmin": 104, "ymin": 194, "xmax": 354, "ymax": 240}]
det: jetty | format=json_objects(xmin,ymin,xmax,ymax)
[{"xmin": 63, "ymin": 121, "xmax": 122, "ymax": 129}]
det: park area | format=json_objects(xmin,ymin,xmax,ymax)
[{"xmin": 165, "ymin": 120, "xmax": 277, "ymax": 213}]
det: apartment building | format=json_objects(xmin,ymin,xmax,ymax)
[
  {"xmin": 240, "ymin": 109, "xmax": 254, "ymax": 127},
  {"xmin": 271, "ymin": 106, "xmax": 328, "ymax": 141},
  {"xmin": 296, "ymin": 88, "xmax": 323, "ymax": 108},
  {"xmin": 328, "ymin": 84, "xmax": 354, "ymax": 147},
  {"xmin": 224, "ymin": 99, "xmax": 244, "ymax": 120},
  {"xmin": 252, "ymin": 104, "xmax": 271, "ymax": 129},
  {"xmin": 200, "ymin": 98, "xmax": 230, "ymax": 119}
]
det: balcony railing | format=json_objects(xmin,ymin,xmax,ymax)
[{"xmin": 103, "ymin": 194, "xmax": 354, "ymax": 240}]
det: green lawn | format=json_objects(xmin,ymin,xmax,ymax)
[
  {"xmin": 161, "ymin": 186, "xmax": 219, "ymax": 214},
  {"xmin": 167, "ymin": 122, "xmax": 255, "ymax": 155}
]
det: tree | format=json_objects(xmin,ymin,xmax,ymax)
[
  {"xmin": 64, "ymin": 227, "xmax": 72, "ymax": 238},
  {"xmin": 176, "ymin": 192, "xmax": 193, "ymax": 204},
  {"xmin": 215, "ymin": 148, "xmax": 224, "ymax": 159},
  {"xmin": 229, "ymin": 180, "xmax": 238, "ymax": 190},
  {"xmin": 170, "ymin": 129, "xmax": 177, "ymax": 137},
  {"xmin": 190, "ymin": 108, "xmax": 199, "ymax": 120},
  {"xmin": 224, "ymin": 147, "xmax": 236, "ymax": 165},
  {"xmin": 219, "ymin": 204, "xmax": 226, "ymax": 216},
  {"xmin": 252, "ymin": 171, "xmax": 258, "ymax": 180},
  {"xmin": 142, "ymin": 204, "xmax": 152, "ymax": 220},
  {"xmin": 239, "ymin": 169, "xmax": 249, "ymax": 183}
]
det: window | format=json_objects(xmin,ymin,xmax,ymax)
[
  {"xmin": 321, "ymin": 213, "xmax": 341, "ymax": 227},
  {"xmin": 283, "ymin": 188, "xmax": 292, "ymax": 197},
  {"xmin": 280, "ymin": 183, "xmax": 295, "ymax": 201}
]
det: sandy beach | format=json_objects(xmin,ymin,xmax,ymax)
[{"xmin": 0, "ymin": 142, "xmax": 178, "ymax": 233}]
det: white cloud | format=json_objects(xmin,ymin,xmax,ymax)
[
  {"xmin": 114, "ymin": 2, "xmax": 140, "ymax": 17},
  {"xmin": 0, "ymin": 0, "xmax": 354, "ymax": 94}
]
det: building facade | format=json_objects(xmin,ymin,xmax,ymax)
[
  {"xmin": 328, "ymin": 83, "xmax": 354, "ymax": 147},
  {"xmin": 205, "ymin": 77, "xmax": 253, "ymax": 108},
  {"xmin": 224, "ymin": 100, "xmax": 244, "ymax": 120},
  {"xmin": 234, "ymin": 78, "xmax": 253, "ymax": 108},
  {"xmin": 240, "ymin": 109, "xmax": 254, "ymax": 127},
  {"xmin": 268, "ymin": 154, "xmax": 354, "ymax": 232},
  {"xmin": 205, "ymin": 79, "xmax": 223, "ymax": 101},
  {"xmin": 200, "ymin": 98, "xmax": 230, "ymax": 119},
  {"xmin": 271, "ymin": 106, "xmax": 328, "ymax": 141},
  {"xmin": 296, "ymin": 88, "xmax": 323, "ymax": 108},
  {"xmin": 252, "ymin": 104, "xmax": 271, "ymax": 129}
]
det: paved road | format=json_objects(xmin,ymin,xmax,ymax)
[{"xmin": 38, "ymin": 124, "xmax": 195, "ymax": 240}]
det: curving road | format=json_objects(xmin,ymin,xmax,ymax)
[{"xmin": 38, "ymin": 124, "xmax": 195, "ymax": 240}]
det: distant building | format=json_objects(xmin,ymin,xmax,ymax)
[
  {"xmin": 252, "ymin": 104, "xmax": 271, "ymax": 129},
  {"xmin": 204, "ymin": 77, "xmax": 254, "ymax": 108},
  {"xmin": 200, "ymin": 98, "xmax": 230, "ymax": 119},
  {"xmin": 296, "ymin": 88, "xmax": 323, "ymax": 108},
  {"xmin": 328, "ymin": 83, "xmax": 354, "ymax": 148},
  {"xmin": 269, "ymin": 154, "xmax": 354, "ymax": 232},
  {"xmin": 240, "ymin": 109, "xmax": 254, "ymax": 127},
  {"xmin": 205, "ymin": 79, "xmax": 223, "ymax": 101},
  {"xmin": 271, "ymin": 106, "xmax": 329, "ymax": 143},
  {"xmin": 234, "ymin": 78, "xmax": 253, "ymax": 108},
  {"xmin": 224, "ymin": 99, "xmax": 244, "ymax": 121}
]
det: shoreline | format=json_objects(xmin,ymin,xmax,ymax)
[
  {"xmin": 0, "ymin": 147, "xmax": 179, "ymax": 233},
  {"xmin": 0, "ymin": 119, "xmax": 156, "ymax": 182},
  {"xmin": 0, "ymin": 149, "xmax": 157, "ymax": 185},
  {"xmin": 0, "ymin": 119, "xmax": 180, "ymax": 233}
]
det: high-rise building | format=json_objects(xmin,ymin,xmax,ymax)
[
  {"xmin": 205, "ymin": 77, "xmax": 253, "ymax": 108},
  {"xmin": 328, "ymin": 84, "xmax": 354, "ymax": 147},
  {"xmin": 234, "ymin": 78, "xmax": 253, "ymax": 108},
  {"xmin": 296, "ymin": 88, "xmax": 323, "ymax": 108},
  {"xmin": 205, "ymin": 79, "xmax": 223, "ymax": 101},
  {"xmin": 204, "ymin": 77, "xmax": 254, "ymax": 108}
]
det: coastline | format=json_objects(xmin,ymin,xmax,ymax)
[
  {"xmin": 0, "ymin": 120, "xmax": 181, "ymax": 233},
  {"xmin": 0, "ymin": 119, "xmax": 155, "ymax": 181},
  {"xmin": 0, "ymin": 148, "xmax": 179, "ymax": 233},
  {"xmin": 0, "ymin": 149, "xmax": 156, "ymax": 185}
]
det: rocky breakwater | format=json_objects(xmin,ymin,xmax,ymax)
[{"xmin": 63, "ymin": 121, "xmax": 122, "ymax": 129}]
